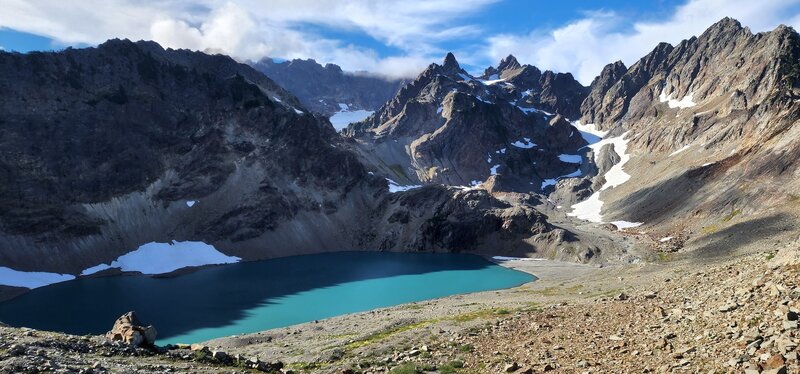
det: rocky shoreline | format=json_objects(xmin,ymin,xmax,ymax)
[{"xmin": 1, "ymin": 228, "xmax": 796, "ymax": 373}]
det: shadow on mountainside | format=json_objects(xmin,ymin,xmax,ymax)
[{"xmin": 688, "ymin": 213, "xmax": 795, "ymax": 260}]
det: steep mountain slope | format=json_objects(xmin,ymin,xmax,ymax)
[
  {"xmin": 344, "ymin": 53, "xmax": 589, "ymax": 192},
  {"xmin": 559, "ymin": 18, "xmax": 800, "ymax": 249},
  {"xmin": 251, "ymin": 58, "xmax": 406, "ymax": 118},
  {"xmin": 0, "ymin": 40, "xmax": 590, "ymax": 286}
]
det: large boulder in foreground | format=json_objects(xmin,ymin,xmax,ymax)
[{"xmin": 105, "ymin": 311, "xmax": 157, "ymax": 347}]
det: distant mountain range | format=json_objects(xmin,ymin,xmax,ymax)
[
  {"xmin": 251, "ymin": 58, "xmax": 406, "ymax": 124},
  {"xmin": 0, "ymin": 17, "xmax": 798, "ymax": 292}
]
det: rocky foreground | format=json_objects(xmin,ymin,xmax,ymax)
[{"xmin": 1, "ymin": 233, "xmax": 797, "ymax": 373}]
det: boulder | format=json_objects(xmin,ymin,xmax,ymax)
[{"xmin": 105, "ymin": 311, "xmax": 158, "ymax": 347}]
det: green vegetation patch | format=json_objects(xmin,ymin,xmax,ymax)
[
  {"xmin": 346, "ymin": 320, "xmax": 432, "ymax": 350},
  {"xmin": 389, "ymin": 363, "xmax": 422, "ymax": 374}
]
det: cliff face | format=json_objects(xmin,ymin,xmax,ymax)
[
  {"xmin": 250, "ymin": 58, "xmax": 406, "ymax": 116},
  {"xmin": 569, "ymin": 18, "xmax": 800, "ymax": 237},
  {"xmin": 0, "ymin": 40, "xmax": 582, "ymax": 276},
  {"xmin": 0, "ymin": 39, "xmax": 370, "ymax": 272},
  {"xmin": 344, "ymin": 53, "xmax": 588, "ymax": 192}
]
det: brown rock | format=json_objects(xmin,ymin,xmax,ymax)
[
  {"xmin": 765, "ymin": 354, "xmax": 786, "ymax": 369},
  {"xmin": 105, "ymin": 311, "xmax": 157, "ymax": 347}
]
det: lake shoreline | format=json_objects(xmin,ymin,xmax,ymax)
[{"xmin": 0, "ymin": 252, "xmax": 534, "ymax": 344}]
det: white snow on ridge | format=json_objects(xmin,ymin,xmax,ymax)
[
  {"xmin": 597, "ymin": 133, "xmax": 633, "ymax": 190},
  {"xmin": 0, "ymin": 267, "xmax": 75, "ymax": 289},
  {"xmin": 338, "ymin": 103, "xmax": 349, "ymax": 111},
  {"xmin": 81, "ymin": 241, "xmax": 241, "ymax": 276},
  {"xmin": 567, "ymin": 120, "xmax": 639, "ymax": 225},
  {"xmin": 480, "ymin": 75, "xmax": 506, "ymax": 85},
  {"xmin": 516, "ymin": 106, "xmax": 553, "ymax": 117},
  {"xmin": 571, "ymin": 121, "xmax": 607, "ymax": 144},
  {"xmin": 669, "ymin": 144, "xmax": 691, "ymax": 156},
  {"xmin": 541, "ymin": 168, "xmax": 583, "ymax": 190},
  {"xmin": 558, "ymin": 154, "xmax": 582, "ymax": 163},
  {"xmin": 511, "ymin": 138, "xmax": 536, "ymax": 149},
  {"xmin": 386, "ymin": 178, "xmax": 422, "ymax": 193},
  {"xmin": 659, "ymin": 89, "xmax": 696, "ymax": 109}
]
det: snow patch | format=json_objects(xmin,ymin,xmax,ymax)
[
  {"xmin": 0, "ymin": 267, "xmax": 75, "ymax": 289},
  {"xmin": 516, "ymin": 106, "xmax": 553, "ymax": 116},
  {"xmin": 558, "ymin": 154, "xmax": 582, "ymax": 163},
  {"xmin": 386, "ymin": 178, "xmax": 422, "ymax": 193},
  {"xmin": 660, "ymin": 236, "xmax": 674, "ymax": 242},
  {"xmin": 571, "ymin": 121, "xmax": 607, "ymax": 144},
  {"xmin": 669, "ymin": 144, "xmax": 691, "ymax": 156},
  {"xmin": 80, "ymin": 241, "xmax": 241, "ymax": 276},
  {"xmin": 490, "ymin": 164, "xmax": 501, "ymax": 175},
  {"xmin": 610, "ymin": 221, "xmax": 643, "ymax": 230},
  {"xmin": 293, "ymin": 108, "xmax": 304, "ymax": 114},
  {"xmin": 511, "ymin": 138, "xmax": 536, "ymax": 149},
  {"xmin": 659, "ymin": 89, "xmax": 696, "ymax": 109},
  {"xmin": 568, "ymin": 191, "xmax": 604, "ymax": 222},
  {"xmin": 540, "ymin": 179, "xmax": 557, "ymax": 190},
  {"xmin": 186, "ymin": 200, "xmax": 197, "ymax": 207},
  {"xmin": 598, "ymin": 134, "xmax": 633, "ymax": 190},
  {"xmin": 480, "ymin": 75, "xmax": 505, "ymax": 85},
  {"xmin": 338, "ymin": 103, "xmax": 349, "ymax": 111}
]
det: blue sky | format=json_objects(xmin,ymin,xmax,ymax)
[{"xmin": 2, "ymin": 0, "xmax": 799, "ymax": 83}]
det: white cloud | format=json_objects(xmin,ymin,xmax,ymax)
[
  {"xmin": 484, "ymin": 0, "xmax": 800, "ymax": 84},
  {"xmin": 0, "ymin": 0, "xmax": 497, "ymax": 78}
]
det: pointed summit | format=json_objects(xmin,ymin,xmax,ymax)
[
  {"xmin": 497, "ymin": 54, "xmax": 521, "ymax": 72},
  {"xmin": 442, "ymin": 52, "xmax": 461, "ymax": 72},
  {"xmin": 707, "ymin": 17, "xmax": 743, "ymax": 33}
]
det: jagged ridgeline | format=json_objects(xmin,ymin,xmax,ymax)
[
  {"xmin": 343, "ymin": 52, "xmax": 591, "ymax": 192},
  {"xmin": 250, "ymin": 58, "xmax": 407, "ymax": 116},
  {"xmin": 0, "ymin": 17, "xmax": 798, "ymax": 283},
  {"xmin": 0, "ymin": 39, "xmax": 575, "ymax": 278}
]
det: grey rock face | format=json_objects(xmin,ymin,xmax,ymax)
[
  {"xmin": 576, "ymin": 17, "xmax": 800, "ymax": 231},
  {"xmin": 251, "ymin": 58, "xmax": 406, "ymax": 116},
  {"xmin": 345, "ymin": 53, "xmax": 589, "ymax": 192},
  {"xmin": 0, "ymin": 39, "xmax": 574, "ymax": 274}
]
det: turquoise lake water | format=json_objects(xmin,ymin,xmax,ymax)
[{"xmin": 0, "ymin": 252, "xmax": 534, "ymax": 344}]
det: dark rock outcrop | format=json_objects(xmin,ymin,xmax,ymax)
[{"xmin": 0, "ymin": 39, "xmax": 579, "ymax": 275}]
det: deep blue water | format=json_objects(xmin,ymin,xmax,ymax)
[{"xmin": 0, "ymin": 252, "xmax": 534, "ymax": 344}]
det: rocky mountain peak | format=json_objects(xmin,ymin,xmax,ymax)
[
  {"xmin": 704, "ymin": 16, "xmax": 744, "ymax": 35},
  {"xmin": 498, "ymin": 54, "xmax": 521, "ymax": 72},
  {"xmin": 442, "ymin": 52, "xmax": 461, "ymax": 73}
]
